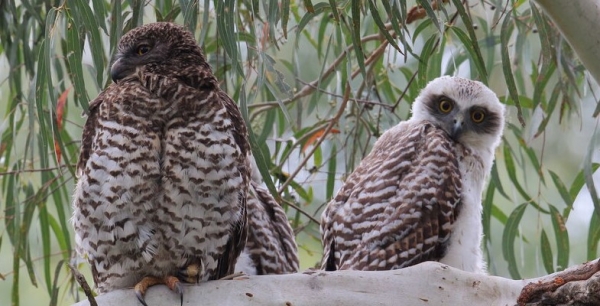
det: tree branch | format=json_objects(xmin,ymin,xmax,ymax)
[{"xmin": 72, "ymin": 260, "xmax": 600, "ymax": 306}]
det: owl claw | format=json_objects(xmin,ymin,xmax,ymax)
[
  {"xmin": 164, "ymin": 275, "xmax": 183, "ymax": 306},
  {"xmin": 134, "ymin": 276, "xmax": 160, "ymax": 306},
  {"xmin": 177, "ymin": 283, "xmax": 184, "ymax": 306},
  {"xmin": 135, "ymin": 289, "xmax": 149, "ymax": 306},
  {"xmin": 134, "ymin": 275, "xmax": 183, "ymax": 306}
]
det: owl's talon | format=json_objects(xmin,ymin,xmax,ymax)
[
  {"xmin": 163, "ymin": 275, "xmax": 183, "ymax": 306},
  {"xmin": 135, "ymin": 289, "xmax": 149, "ymax": 306},
  {"xmin": 134, "ymin": 275, "xmax": 183, "ymax": 306},
  {"xmin": 134, "ymin": 276, "xmax": 162, "ymax": 306}
]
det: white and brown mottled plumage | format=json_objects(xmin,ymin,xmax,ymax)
[
  {"xmin": 321, "ymin": 76, "xmax": 505, "ymax": 273},
  {"xmin": 235, "ymin": 175, "xmax": 300, "ymax": 275},
  {"xmin": 72, "ymin": 22, "xmax": 250, "ymax": 304}
]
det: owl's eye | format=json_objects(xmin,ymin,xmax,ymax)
[
  {"xmin": 471, "ymin": 110, "xmax": 485, "ymax": 123},
  {"xmin": 136, "ymin": 45, "xmax": 151, "ymax": 55},
  {"xmin": 438, "ymin": 99, "xmax": 453, "ymax": 113}
]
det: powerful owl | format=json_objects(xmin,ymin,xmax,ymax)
[
  {"xmin": 72, "ymin": 22, "xmax": 250, "ymax": 304},
  {"xmin": 320, "ymin": 76, "xmax": 505, "ymax": 273},
  {"xmin": 235, "ymin": 171, "xmax": 300, "ymax": 275}
]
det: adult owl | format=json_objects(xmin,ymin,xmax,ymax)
[
  {"xmin": 72, "ymin": 22, "xmax": 250, "ymax": 305},
  {"xmin": 320, "ymin": 76, "xmax": 505, "ymax": 273},
  {"xmin": 235, "ymin": 174, "xmax": 300, "ymax": 275}
]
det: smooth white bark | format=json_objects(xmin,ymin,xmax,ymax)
[{"xmin": 73, "ymin": 262, "xmax": 528, "ymax": 306}]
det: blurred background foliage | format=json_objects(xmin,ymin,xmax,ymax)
[{"xmin": 1, "ymin": 0, "xmax": 599, "ymax": 305}]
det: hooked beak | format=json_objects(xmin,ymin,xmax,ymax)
[
  {"xmin": 451, "ymin": 114, "xmax": 464, "ymax": 140},
  {"xmin": 110, "ymin": 57, "xmax": 132, "ymax": 83}
]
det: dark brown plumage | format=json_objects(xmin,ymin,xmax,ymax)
[
  {"xmin": 236, "ymin": 181, "xmax": 299, "ymax": 275},
  {"xmin": 72, "ymin": 22, "xmax": 250, "ymax": 305}
]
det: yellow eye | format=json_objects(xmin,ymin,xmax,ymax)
[
  {"xmin": 438, "ymin": 99, "xmax": 453, "ymax": 113},
  {"xmin": 471, "ymin": 110, "xmax": 485, "ymax": 123},
  {"xmin": 136, "ymin": 45, "xmax": 150, "ymax": 55}
]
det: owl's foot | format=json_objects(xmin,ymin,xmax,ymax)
[
  {"xmin": 134, "ymin": 275, "xmax": 183, "ymax": 306},
  {"xmin": 177, "ymin": 263, "xmax": 201, "ymax": 283}
]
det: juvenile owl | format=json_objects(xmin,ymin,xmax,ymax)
[
  {"xmin": 321, "ymin": 76, "xmax": 505, "ymax": 273},
  {"xmin": 72, "ymin": 22, "xmax": 250, "ymax": 305}
]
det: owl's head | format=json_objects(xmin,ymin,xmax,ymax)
[
  {"xmin": 410, "ymin": 76, "xmax": 505, "ymax": 151},
  {"xmin": 111, "ymin": 22, "xmax": 207, "ymax": 82}
]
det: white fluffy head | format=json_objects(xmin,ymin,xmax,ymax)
[{"xmin": 410, "ymin": 76, "xmax": 505, "ymax": 152}]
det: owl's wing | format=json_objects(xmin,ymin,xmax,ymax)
[
  {"xmin": 75, "ymin": 86, "xmax": 113, "ymax": 178},
  {"xmin": 213, "ymin": 92, "xmax": 251, "ymax": 278},
  {"xmin": 242, "ymin": 181, "xmax": 299, "ymax": 274},
  {"xmin": 321, "ymin": 121, "xmax": 462, "ymax": 271}
]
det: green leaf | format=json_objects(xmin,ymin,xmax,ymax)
[
  {"xmin": 570, "ymin": 163, "xmax": 600, "ymax": 201},
  {"xmin": 500, "ymin": 12, "xmax": 525, "ymax": 126},
  {"xmin": 71, "ymin": 0, "xmax": 106, "ymax": 86},
  {"xmin": 367, "ymin": 0, "xmax": 400, "ymax": 52},
  {"xmin": 66, "ymin": 19, "xmax": 90, "ymax": 111},
  {"xmin": 588, "ymin": 210, "xmax": 600, "ymax": 261},
  {"xmin": 288, "ymin": 179, "xmax": 312, "ymax": 203},
  {"xmin": 350, "ymin": 0, "xmax": 366, "ymax": 77},
  {"xmin": 239, "ymin": 85, "xmax": 278, "ymax": 199},
  {"xmin": 109, "ymin": 0, "xmax": 124, "ymax": 55},
  {"xmin": 49, "ymin": 260, "xmax": 65, "ymax": 306},
  {"xmin": 20, "ymin": 184, "xmax": 39, "ymax": 289},
  {"xmin": 540, "ymin": 229, "xmax": 554, "ymax": 274},
  {"xmin": 534, "ymin": 83, "xmax": 560, "ymax": 138},
  {"xmin": 282, "ymin": 0, "xmax": 291, "ymax": 37},
  {"xmin": 491, "ymin": 204, "xmax": 509, "ymax": 226},
  {"xmin": 303, "ymin": 0, "xmax": 314, "ymax": 12},
  {"xmin": 326, "ymin": 144, "xmax": 337, "ymax": 200},
  {"xmin": 584, "ymin": 127, "xmax": 600, "ymax": 221},
  {"xmin": 448, "ymin": 26, "xmax": 487, "ymax": 82},
  {"xmin": 417, "ymin": 34, "xmax": 439, "ymax": 88},
  {"xmin": 482, "ymin": 180, "xmax": 495, "ymax": 242},
  {"xmin": 92, "ymin": 0, "xmax": 108, "ymax": 33},
  {"xmin": 549, "ymin": 205, "xmax": 569, "ymax": 271},
  {"xmin": 502, "ymin": 144, "xmax": 528, "ymax": 201},
  {"xmin": 313, "ymin": 145, "xmax": 322, "ymax": 168},
  {"xmin": 548, "ymin": 170, "xmax": 572, "ymax": 213},
  {"xmin": 502, "ymin": 203, "xmax": 528, "ymax": 279},
  {"xmin": 296, "ymin": 3, "xmax": 330, "ymax": 43},
  {"xmin": 181, "ymin": 0, "xmax": 198, "ymax": 31},
  {"xmin": 415, "ymin": 0, "xmax": 441, "ymax": 32},
  {"xmin": 215, "ymin": 0, "xmax": 243, "ymax": 76},
  {"xmin": 450, "ymin": 0, "xmax": 487, "ymax": 83},
  {"xmin": 327, "ymin": 0, "xmax": 339, "ymax": 22}
]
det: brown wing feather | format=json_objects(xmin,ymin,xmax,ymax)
[
  {"xmin": 321, "ymin": 121, "xmax": 462, "ymax": 271},
  {"xmin": 210, "ymin": 90, "xmax": 251, "ymax": 279},
  {"xmin": 244, "ymin": 181, "xmax": 299, "ymax": 274},
  {"xmin": 214, "ymin": 192, "xmax": 248, "ymax": 279},
  {"xmin": 76, "ymin": 88, "xmax": 110, "ymax": 177}
]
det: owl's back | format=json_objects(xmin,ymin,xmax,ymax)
[{"xmin": 321, "ymin": 120, "xmax": 463, "ymax": 271}]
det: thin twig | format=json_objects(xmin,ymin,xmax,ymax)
[
  {"xmin": 252, "ymin": 79, "xmax": 393, "ymax": 110},
  {"xmin": 69, "ymin": 263, "xmax": 98, "ymax": 306},
  {"xmin": 277, "ymin": 84, "xmax": 351, "ymax": 196},
  {"xmin": 249, "ymin": 30, "xmax": 395, "ymax": 120},
  {"xmin": 281, "ymin": 198, "xmax": 320, "ymax": 224}
]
